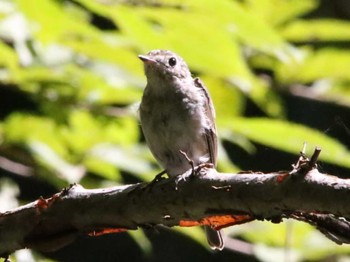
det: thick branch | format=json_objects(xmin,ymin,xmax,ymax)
[{"xmin": 1, "ymin": 164, "xmax": 350, "ymax": 256}]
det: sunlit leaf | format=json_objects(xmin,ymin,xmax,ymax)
[
  {"xmin": 243, "ymin": 0, "xmax": 318, "ymax": 26},
  {"xmin": 282, "ymin": 19, "xmax": 350, "ymax": 42},
  {"xmin": 65, "ymin": 39, "xmax": 143, "ymax": 77},
  {"xmin": 199, "ymin": 76, "xmax": 244, "ymax": 123},
  {"xmin": 0, "ymin": 42, "xmax": 19, "ymax": 75},
  {"xmin": 277, "ymin": 48, "xmax": 350, "ymax": 83},
  {"xmin": 17, "ymin": 0, "xmax": 100, "ymax": 44},
  {"xmin": 3, "ymin": 113, "xmax": 68, "ymax": 156},
  {"xmin": 229, "ymin": 118, "xmax": 350, "ymax": 169},
  {"xmin": 240, "ymin": 220, "xmax": 350, "ymax": 261},
  {"xmin": 84, "ymin": 156, "xmax": 122, "ymax": 181},
  {"xmin": 29, "ymin": 141, "xmax": 85, "ymax": 183},
  {"xmin": 87, "ymin": 144, "xmax": 156, "ymax": 179},
  {"xmin": 62, "ymin": 110, "xmax": 139, "ymax": 153}
]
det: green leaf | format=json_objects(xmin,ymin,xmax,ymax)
[
  {"xmin": 14, "ymin": 66, "xmax": 72, "ymax": 95},
  {"xmin": 277, "ymin": 48, "xmax": 350, "ymax": 84},
  {"xmin": 83, "ymin": 157, "xmax": 122, "ymax": 181},
  {"xmin": 29, "ymin": 141, "xmax": 85, "ymax": 183},
  {"xmin": 243, "ymin": 0, "xmax": 318, "ymax": 26},
  {"xmin": 282, "ymin": 19, "xmax": 350, "ymax": 42},
  {"xmin": 238, "ymin": 220, "xmax": 350, "ymax": 261},
  {"xmin": 17, "ymin": 0, "xmax": 100, "ymax": 44},
  {"xmin": 72, "ymin": 65, "xmax": 142, "ymax": 105},
  {"xmin": 199, "ymin": 76, "xmax": 245, "ymax": 123},
  {"xmin": 65, "ymin": 39, "xmax": 142, "ymax": 77},
  {"xmin": 87, "ymin": 144, "xmax": 156, "ymax": 180},
  {"xmin": 62, "ymin": 110, "xmax": 139, "ymax": 154},
  {"xmin": 229, "ymin": 118, "xmax": 350, "ymax": 169},
  {"xmin": 0, "ymin": 42, "xmax": 19, "ymax": 75},
  {"xmin": 3, "ymin": 113, "xmax": 68, "ymax": 156}
]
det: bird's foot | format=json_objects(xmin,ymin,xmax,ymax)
[
  {"xmin": 195, "ymin": 162, "xmax": 214, "ymax": 174},
  {"xmin": 179, "ymin": 150, "xmax": 195, "ymax": 176},
  {"xmin": 146, "ymin": 170, "xmax": 167, "ymax": 189}
]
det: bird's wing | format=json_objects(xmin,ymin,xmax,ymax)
[{"xmin": 194, "ymin": 77, "xmax": 218, "ymax": 166}]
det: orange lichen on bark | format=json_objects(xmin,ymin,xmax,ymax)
[
  {"xmin": 276, "ymin": 173, "xmax": 289, "ymax": 183},
  {"xmin": 180, "ymin": 214, "xmax": 253, "ymax": 230},
  {"xmin": 88, "ymin": 228, "xmax": 128, "ymax": 236},
  {"xmin": 35, "ymin": 193, "xmax": 61, "ymax": 212}
]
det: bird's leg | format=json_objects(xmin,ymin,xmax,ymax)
[{"xmin": 179, "ymin": 150, "xmax": 195, "ymax": 176}]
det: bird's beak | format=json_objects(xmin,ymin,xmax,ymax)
[{"xmin": 138, "ymin": 55, "xmax": 157, "ymax": 64}]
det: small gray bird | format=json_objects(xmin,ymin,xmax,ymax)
[{"xmin": 139, "ymin": 50, "xmax": 223, "ymax": 250}]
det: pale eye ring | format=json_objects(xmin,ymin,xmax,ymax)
[{"xmin": 168, "ymin": 57, "xmax": 177, "ymax": 67}]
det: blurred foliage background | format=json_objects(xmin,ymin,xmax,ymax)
[{"xmin": 1, "ymin": 0, "xmax": 350, "ymax": 261}]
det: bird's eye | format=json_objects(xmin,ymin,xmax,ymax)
[{"xmin": 168, "ymin": 57, "xmax": 177, "ymax": 67}]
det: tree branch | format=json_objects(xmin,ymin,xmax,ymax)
[{"xmin": 1, "ymin": 149, "xmax": 350, "ymax": 257}]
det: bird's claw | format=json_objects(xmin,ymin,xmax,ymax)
[{"xmin": 146, "ymin": 170, "xmax": 167, "ymax": 189}]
